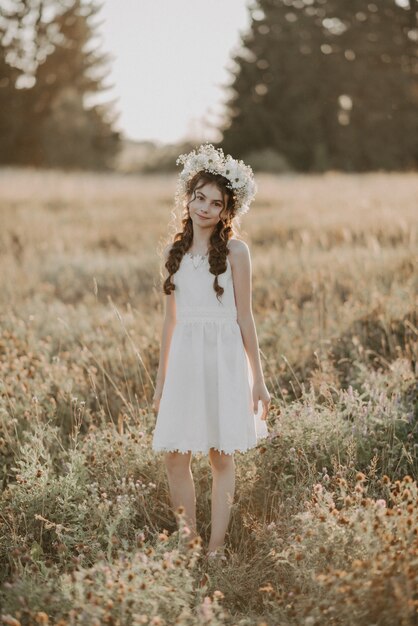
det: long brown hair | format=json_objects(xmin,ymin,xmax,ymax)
[{"xmin": 162, "ymin": 171, "xmax": 239, "ymax": 302}]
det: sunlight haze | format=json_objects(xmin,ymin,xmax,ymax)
[{"xmin": 97, "ymin": 0, "xmax": 252, "ymax": 144}]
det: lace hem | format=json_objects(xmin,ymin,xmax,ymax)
[{"xmin": 152, "ymin": 441, "xmax": 261, "ymax": 455}]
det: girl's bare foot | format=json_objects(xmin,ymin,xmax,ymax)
[{"xmin": 205, "ymin": 545, "xmax": 227, "ymax": 563}]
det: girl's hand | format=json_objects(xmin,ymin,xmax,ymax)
[
  {"xmin": 152, "ymin": 380, "xmax": 164, "ymax": 414},
  {"xmin": 252, "ymin": 380, "xmax": 271, "ymax": 421}
]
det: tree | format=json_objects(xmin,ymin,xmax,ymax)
[
  {"xmin": 0, "ymin": 31, "xmax": 24, "ymax": 163},
  {"xmin": 0, "ymin": 0, "xmax": 121, "ymax": 168},
  {"xmin": 219, "ymin": 0, "xmax": 418, "ymax": 172}
]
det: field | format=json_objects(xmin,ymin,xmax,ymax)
[{"xmin": 0, "ymin": 167, "xmax": 417, "ymax": 625}]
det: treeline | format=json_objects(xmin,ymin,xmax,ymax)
[
  {"xmin": 220, "ymin": 0, "xmax": 418, "ymax": 172},
  {"xmin": 0, "ymin": 0, "xmax": 120, "ymax": 169},
  {"xmin": 1, "ymin": 0, "xmax": 416, "ymax": 172}
]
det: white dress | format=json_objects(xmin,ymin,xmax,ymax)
[{"xmin": 151, "ymin": 247, "xmax": 269, "ymax": 456}]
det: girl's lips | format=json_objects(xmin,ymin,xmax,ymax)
[{"xmin": 197, "ymin": 214, "xmax": 210, "ymax": 220}]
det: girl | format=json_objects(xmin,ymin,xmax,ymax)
[{"xmin": 152, "ymin": 144, "xmax": 271, "ymax": 562}]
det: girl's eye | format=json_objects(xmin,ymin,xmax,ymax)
[{"xmin": 197, "ymin": 195, "xmax": 221, "ymax": 207}]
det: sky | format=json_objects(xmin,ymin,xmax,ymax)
[{"xmin": 96, "ymin": 0, "xmax": 252, "ymax": 145}]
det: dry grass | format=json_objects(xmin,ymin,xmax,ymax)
[{"xmin": 0, "ymin": 166, "xmax": 417, "ymax": 625}]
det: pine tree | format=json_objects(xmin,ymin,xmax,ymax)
[
  {"xmin": 323, "ymin": 0, "xmax": 418, "ymax": 170},
  {"xmin": 220, "ymin": 0, "xmax": 418, "ymax": 171},
  {"xmin": 0, "ymin": 28, "xmax": 23, "ymax": 163},
  {"xmin": 220, "ymin": 0, "xmax": 332, "ymax": 170},
  {"xmin": 0, "ymin": 0, "xmax": 120, "ymax": 168}
]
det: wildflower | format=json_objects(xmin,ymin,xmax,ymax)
[
  {"xmin": 180, "ymin": 524, "xmax": 191, "ymax": 537},
  {"xmin": 200, "ymin": 596, "xmax": 214, "ymax": 621},
  {"xmin": 402, "ymin": 489, "xmax": 412, "ymax": 501}
]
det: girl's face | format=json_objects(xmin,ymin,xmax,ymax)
[{"xmin": 187, "ymin": 182, "xmax": 226, "ymax": 228}]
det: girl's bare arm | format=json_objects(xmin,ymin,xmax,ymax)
[
  {"xmin": 155, "ymin": 246, "xmax": 176, "ymax": 384},
  {"xmin": 229, "ymin": 240, "xmax": 264, "ymax": 382}
]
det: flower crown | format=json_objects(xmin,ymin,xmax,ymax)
[{"xmin": 174, "ymin": 143, "xmax": 257, "ymax": 217}]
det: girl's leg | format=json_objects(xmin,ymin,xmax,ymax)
[
  {"xmin": 164, "ymin": 451, "xmax": 198, "ymax": 540},
  {"xmin": 207, "ymin": 448, "xmax": 235, "ymax": 552}
]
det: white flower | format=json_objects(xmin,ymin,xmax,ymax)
[
  {"xmin": 223, "ymin": 156, "xmax": 246, "ymax": 189},
  {"xmin": 225, "ymin": 154, "xmax": 249, "ymax": 189},
  {"xmin": 174, "ymin": 143, "xmax": 257, "ymax": 217}
]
